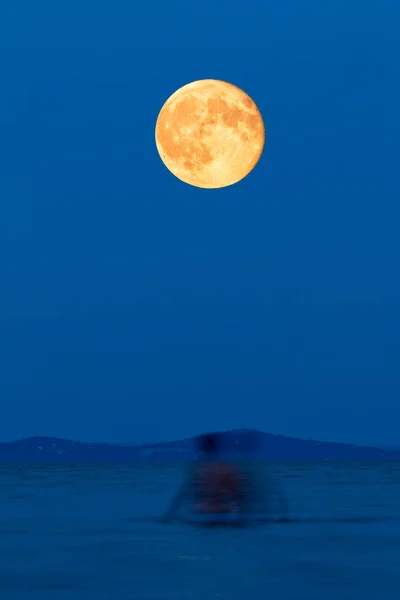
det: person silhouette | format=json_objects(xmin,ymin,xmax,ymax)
[{"xmin": 160, "ymin": 432, "xmax": 244, "ymax": 525}]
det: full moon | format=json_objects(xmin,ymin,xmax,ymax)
[{"xmin": 155, "ymin": 79, "xmax": 265, "ymax": 189}]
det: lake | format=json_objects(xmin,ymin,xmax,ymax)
[{"xmin": 0, "ymin": 462, "xmax": 399, "ymax": 599}]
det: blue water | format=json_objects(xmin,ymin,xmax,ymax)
[{"xmin": 0, "ymin": 462, "xmax": 399, "ymax": 599}]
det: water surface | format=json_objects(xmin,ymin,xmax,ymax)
[{"xmin": 0, "ymin": 462, "xmax": 399, "ymax": 599}]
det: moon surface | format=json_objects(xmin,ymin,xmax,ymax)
[{"xmin": 155, "ymin": 79, "xmax": 265, "ymax": 189}]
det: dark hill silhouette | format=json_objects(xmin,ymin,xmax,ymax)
[
  {"xmin": 132, "ymin": 429, "xmax": 400, "ymax": 461},
  {"xmin": 0, "ymin": 430, "xmax": 399, "ymax": 462},
  {"xmin": 0, "ymin": 436, "xmax": 140, "ymax": 463}
]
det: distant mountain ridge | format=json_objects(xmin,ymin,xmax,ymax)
[{"xmin": 0, "ymin": 430, "xmax": 399, "ymax": 462}]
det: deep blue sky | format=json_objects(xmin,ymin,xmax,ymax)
[{"xmin": 1, "ymin": 0, "xmax": 399, "ymax": 446}]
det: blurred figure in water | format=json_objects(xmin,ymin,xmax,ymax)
[
  {"xmin": 240, "ymin": 430, "xmax": 288, "ymax": 521},
  {"xmin": 160, "ymin": 432, "xmax": 245, "ymax": 525}
]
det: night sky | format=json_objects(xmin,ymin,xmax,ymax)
[{"xmin": 1, "ymin": 0, "xmax": 399, "ymax": 446}]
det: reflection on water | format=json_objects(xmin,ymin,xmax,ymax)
[{"xmin": 0, "ymin": 462, "xmax": 400, "ymax": 599}]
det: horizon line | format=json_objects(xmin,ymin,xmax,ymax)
[{"xmin": 0, "ymin": 430, "xmax": 397, "ymax": 452}]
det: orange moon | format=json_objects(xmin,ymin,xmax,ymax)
[{"xmin": 155, "ymin": 79, "xmax": 265, "ymax": 189}]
